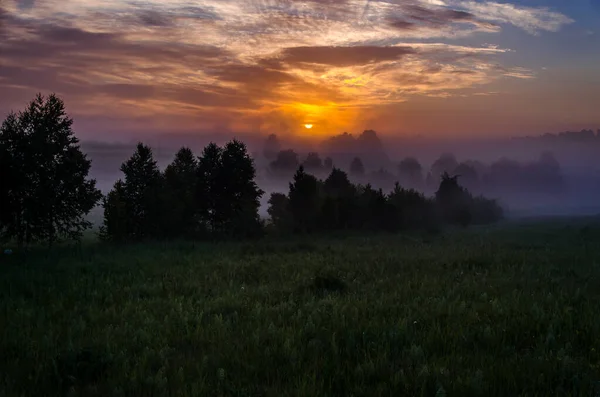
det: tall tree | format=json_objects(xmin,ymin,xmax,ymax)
[
  {"xmin": 162, "ymin": 147, "xmax": 199, "ymax": 238},
  {"xmin": 267, "ymin": 192, "xmax": 292, "ymax": 232},
  {"xmin": 103, "ymin": 143, "xmax": 162, "ymax": 240},
  {"xmin": 302, "ymin": 152, "xmax": 324, "ymax": 174},
  {"xmin": 398, "ymin": 157, "xmax": 423, "ymax": 189},
  {"xmin": 99, "ymin": 180, "xmax": 129, "ymax": 242},
  {"xmin": 288, "ymin": 166, "xmax": 321, "ymax": 233},
  {"xmin": 216, "ymin": 140, "xmax": 264, "ymax": 238},
  {"xmin": 269, "ymin": 149, "xmax": 299, "ymax": 177},
  {"xmin": 263, "ymin": 134, "xmax": 281, "ymax": 161},
  {"xmin": 350, "ymin": 157, "xmax": 365, "ymax": 177},
  {"xmin": 435, "ymin": 173, "xmax": 471, "ymax": 227},
  {"xmin": 321, "ymin": 168, "xmax": 357, "ymax": 230},
  {"xmin": 0, "ymin": 94, "xmax": 101, "ymax": 246},
  {"xmin": 196, "ymin": 143, "xmax": 223, "ymax": 234}
]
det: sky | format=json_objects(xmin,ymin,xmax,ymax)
[{"xmin": 0, "ymin": 0, "xmax": 599, "ymax": 141}]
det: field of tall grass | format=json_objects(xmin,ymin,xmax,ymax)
[{"xmin": 1, "ymin": 219, "xmax": 600, "ymax": 396}]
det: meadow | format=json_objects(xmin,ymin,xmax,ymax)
[{"xmin": 1, "ymin": 218, "xmax": 600, "ymax": 396}]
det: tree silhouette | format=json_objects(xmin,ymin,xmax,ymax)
[
  {"xmin": 388, "ymin": 183, "xmax": 433, "ymax": 230},
  {"xmin": 288, "ymin": 166, "xmax": 321, "ymax": 233},
  {"xmin": 216, "ymin": 140, "xmax": 264, "ymax": 238},
  {"xmin": 162, "ymin": 147, "xmax": 199, "ymax": 238},
  {"xmin": 398, "ymin": 157, "xmax": 423, "ymax": 189},
  {"xmin": 356, "ymin": 184, "xmax": 390, "ymax": 231},
  {"xmin": 267, "ymin": 192, "xmax": 292, "ymax": 232},
  {"xmin": 269, "ymin": 149, "xmax": 299, "ymax": 177},
  {"xmin": 102, "ymin": 143, "xmax": 162, "ymax": 241},
  {"xmin": 350, "ymin": 157, "xmax": 365, "ymax": 177},
  {"xmin": 324, "ymin": 157, "xmax": 334, "ymax": 170},
  {"xmin": 99, "ymin": 180, "xmax": 128, "ymax": 242},
  {"xmin": 431, "ymin": 153, "xmax": 458, "ymax": 180},
  {"xmin": 302, "ymin": 152, "xmax": 324, "ymax": 174},
  {"xmin": 454, "ymin": 162, "xmax": 479, "ymax": 191},
  {"xmin": 0, "ymin": 94, "xmax": 101, "ymax": 246},
  {"xmin": 263, "ymin": 134, "xmax": 281, "ymax": 161},
  {"xmin": 196, "ymin": 143, "xmax": 223, "ymax": 234},
  {"xmin": 436, "ymin": 172, "xmax": 471, "ymax": 227},
  {"xmin": 321, "ymin": 168, "xmax": 357, "ymax": 230}
]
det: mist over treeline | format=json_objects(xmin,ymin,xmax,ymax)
[{"xmin": 84, "ymin": 128, "xmax": 600, "ymax": 218}]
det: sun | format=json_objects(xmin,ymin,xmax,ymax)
[{"xmin": 304, "ymin": 124, "xmax": 313, "ymax": 129}]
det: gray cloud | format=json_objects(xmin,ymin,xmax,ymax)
[{"xmin": 278, "ymin": 45, "xmax": 416, "ymax": 67}]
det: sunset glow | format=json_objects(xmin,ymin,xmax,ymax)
[
  {"xmin": 0, "ymin": 0, "xmax": 599, "ymax": 140},
  {"xmin": 305, "ymin": 124, "xmax": 314, "ymax": 130}
]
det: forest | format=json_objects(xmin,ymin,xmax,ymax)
[{"xmin": 1, "ymin": 94, "xmax": 503, "ymax": 247}]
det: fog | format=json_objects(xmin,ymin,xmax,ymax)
[{"xmin": 83, "ymin": 129, "xmax": 600, "ymax": 223}]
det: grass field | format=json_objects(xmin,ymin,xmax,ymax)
[{"xmin": 1, "ymin": 219, "xmax": 600, "ymax": 396}]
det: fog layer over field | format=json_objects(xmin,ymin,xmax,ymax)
[{"xmin": 84, "ymin": 129, "xmax": 600, "ymax": 223}]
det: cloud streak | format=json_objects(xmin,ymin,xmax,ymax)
[{"xmin": 0, "ymin": 0, "xmax": 575, "ymax": 136}]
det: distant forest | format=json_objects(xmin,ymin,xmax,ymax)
[
  {"xmin": 258, "ymin": 131, "xmax": 566, "ymax": 199},
  {"xmin": 1, "ymin": 94, "xmax": 505, "ymax": 246}
]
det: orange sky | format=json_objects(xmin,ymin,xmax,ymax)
[{"xmin": 1, "ymin": 0, "xmax": 599, "ymax": 140}]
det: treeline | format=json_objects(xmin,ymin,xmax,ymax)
[
  {"xmin": 267, "ymin": 167, "xmax": 502, "ymax": 234},
  {"xmin": 100, "ymin": 141, "xmax": 264, "ymax": 242},
  {"xmin": 262, "ymin": 133, "xmax": 564, "ymax": 195},
  {"xmin": 0, "ymin": 94, "xmax": 503, "ymax": 246}
]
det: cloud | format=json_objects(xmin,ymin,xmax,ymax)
[
  {"xmin": 278, "ymin": 46, "xmax": 416, "ymax": 67},
  {"xmin": 0, "ymin": 0, "xmax": 575, "ymax": 136},
  {"xmin": 453, "ymin": 1, "xmax": 574, "ymax": 35}
]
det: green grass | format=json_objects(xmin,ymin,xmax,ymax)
[{"xmin": 1, "ymin": 220, "xmax": 600, "ymax": 396}]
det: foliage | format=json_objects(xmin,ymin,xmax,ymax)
[
  {"xmin": 436, "ymin": 173, "xmax": 503, "ymax": 227},
  {"xmin": 98, "ymin": 180, "xmax": 128, "ymax": 242},
  {"xmin": 350, "ymin": 157, "xmax": 365, "ymax": 177},
  {"xmin": 267, "ymin": 193, "xmax": 292, "ymax": 233},
  {"xmin": 0, "ymin": 94, "xmax": 101, "ymax": 246},
  {"xmin": 269, "ymin": 149, "xmax": 300, "ymax": 177},
  {"xmin": 2, "ymin": 222, "xmax": 600, "ymax": 396},
  {"xmin": 216, "ymin": 140, "xmax": 264, "ymax": 238},
  {"xmin": 398, "ymin": 157, "xmax": 423, "ymax": 188},
  {"xmin": 269, "ymin": 167, "xmax": 501, "ymax": 236},
  {"xmin": 288, "ymin": 166, "xmax": 322, "ymax": 233},
  {"xmin": 101, "ymin": 143, "xmax": 162, "ymax": 241},
  {"xmin": 302, "ymin": 152, "xmax": 324, "ymax": 174},
  {"xmin": 196, "ymin": 142, "xmax": 223, "ymax": 234},
  {"xmin": 262, "ymin": 133, "xmax": 281, "ymax": 161},
  {"xmin": 162, "ymin": 147, "xmax": 199, "ymax": 238}
]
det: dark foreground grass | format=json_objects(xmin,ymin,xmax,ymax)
[{"xmin": 1, "ymin": 220, "xmax": 600, "ymax": 396}]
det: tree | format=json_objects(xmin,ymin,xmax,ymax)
[
  {"xmin": 324, "ymin": 157, "xmax": 334, "ymax": 170},
  {"xmin": 269, "ymin": 149, "xmax": 299, "ymax": 177},
  {"xmin": 263, "ymin": 134, "xmax": 281, "ymax": 161},
  {"xmin": 216, "ymin": 140, "xmax": 264, "ymax": 238},
  {"xmin": 196, "ymin": 143, "xmax": 223, "ymax": 234},
  {"xmin": 356, "ymin": 184, "xmax": 390, "ymax": 231},
  {"xmin": 0, "ymin": 94, "xmax": 101, "ymax": 246},
  {"xmin": 162, "ymin": 147, "xmax": 199, "ymax": 238},
  {"xmin": 302, "ymin": 152, "xmax": 323, "ymax": 174},
  {"xmin": 350, "ymin": 157, "xmax": 365, "ymax": 177},
  {"xmin": 102, "ymin": 143, "xmax": 162, "ymax": 241},
  {"xmin": 454, "ymin": 162, "xmax": 479, "ymax": 191},
  {"xmin": 321, "ymin": 168, "xmax": 357, "ymax": 230},
  {"xmin": 398, "ymin": 157, "xmax": 423, "ymax": 189},
  {"xmin": 431, "ymin": 153, "xmax": 458, "ymax": 180},
  {"xmin": 288, "ymin": 166, "xmax": 321, "ymax": 233},
  {"xmin": 99, "ymin": 180, "xmax": 128, "ymax": 242},
  {"xmin": 267, "ymin": 193, "xmax": 292, "ymax": 232},
  {"xmin": 435, "ymin": 173, "xmax": 471, "ymax": 227},
  {"xmin": 387, "ymin": 183, "xmax": 434, "ymax": 230}
]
